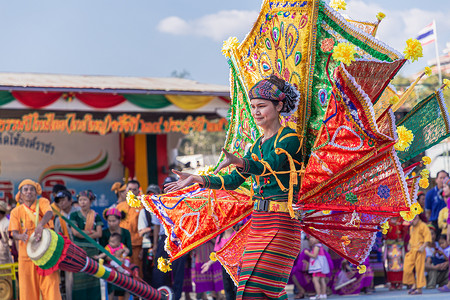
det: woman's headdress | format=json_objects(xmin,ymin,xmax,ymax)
[
  {"xmin": 248, "ymin": 75, "xmax": 300, "ymax": 117},
  {"xmin": 77, "ymin": 190, "xmax": 96, "ymax": 201}
]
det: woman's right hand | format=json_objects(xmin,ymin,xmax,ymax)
[{"xmin": 214, "ymin": 148, "xmax": 244, "ymax": 174}]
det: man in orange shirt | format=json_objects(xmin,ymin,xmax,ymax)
[
  {"xmin": 9, "ymin": 179, "xmax": 61, "ymax": 300},
  {"xmin": 116, "ymin": 180, "xmax": 143, "ymax": 277},
  {"xmin": 403, "ymin": 214, "xmax": 432, "ymax": 295}
]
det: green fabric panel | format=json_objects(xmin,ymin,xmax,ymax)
[
  {"xmin": 0, "ymin": 91, "xmax": 15, "ymax": 106},
  {"xmin": 397, "ymin": 92, "xmax": 450, "ymax": 162},
  {"xmin": 318, "ymin": 5, "xmax": 393, "ymax": 62},
  {"xmin": 123, "ymin": 94, "xmax": 171, "ymax": 109}
]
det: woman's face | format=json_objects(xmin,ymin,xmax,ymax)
[
  {"xmin": 107, "ymin": 215, "xmax": 120, "ymax": 229},
  {"xmin": 78, "ymin": 196, "xmax": 91, "ymax": 210},
  {"xmin": 250, "ymin": 98, "xmax": 282, "ymax": 129},
  {"xmin": 443, "ymin": 184, "xmax": 450, "ymax": 198}
]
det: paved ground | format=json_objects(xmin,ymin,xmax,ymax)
[{"xmin": 286, "ymin": 286, "xmax": 450, "ymax": 300}]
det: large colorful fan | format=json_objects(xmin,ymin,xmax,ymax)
[{"xmin": 133, "ymin": 0, "xmax": 450, "ymax": 274}]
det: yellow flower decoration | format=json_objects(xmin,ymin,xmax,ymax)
[
  {"xmin": 157, "ymin": 257, "xmax": 172, "ymax": 273},
  {"xmin": 394, "ymin": 126, "xmax": 414, "ymax": 152},
  {"xmin": 210, "ymin": 252, "xmax": 217, "ymax": 262},
  {"xmin": 422, "ymin": 156, "xmax": 431, "ymax": 165},
  {"xmin": 400, "ymin": 210, "xmax": 415, "ymax": 221},
  {"xmin": 443, "ymin": 79, "xmax": 450, "ymax": 90},
  {"xmin": 332, "ymin": 42, "xmax": 356, "ymax": 66},
  {"xmin": 411, "ymin": 171, "xmax": 416, "ymax": 177},
  {"xmin": 322, "ymin": 210, "xmax": 331, "ymax": 215},
  {"xmin": 329, "ymin": 0, "xmax": 346, "ymax": 11},
  {"xmin": 424, "ymin": 66, "xmax": 432, "ymax": 76},
  {"xmin": 222, "ymin": 37, "xmax": 239, "ymax": 58},
  {"xmin": 381, "ymin": 221, "xmax": 390, "ymax": 234},
  {"xmin": 419, "ymin": 178, "xmax": 429, "ymax": 189},
  {"xmin": 197, "ymin": 165, "xmax": 215, "ymax": 176},
  {"xmin": 410, "ymin": 203, "xmax": 423, "ymax": 215},
  {"xmin": 389, "ymin": 95, "xmax": 399, "ymax": 105},
  {"xmin": 376, "ymin": 12, "xmax": 386, "ymax": 21},
  {"xmin": 126, "ymin": 191, "xmax": 141, "ymax": 208},
  {"xmin": 403, "ymin": 38, "xmax": 423, "ymax": 62},
  {"xmin": 357, "ymin": 265, "xmax": 367, "ymax": 274},
  {"xmin": 420, "ymin": 169, "xmax": 430, "ymax": 178}
]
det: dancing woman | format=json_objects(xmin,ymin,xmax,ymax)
[{"xmin": 165, "ymin": 75, "xmax": 303, "ymax": 299}]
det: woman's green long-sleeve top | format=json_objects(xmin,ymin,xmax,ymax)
[{"xmin": 201, "ymin": 126, "xmax": 302, "ymax": 202}]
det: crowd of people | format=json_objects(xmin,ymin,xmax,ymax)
[{"xmin": 0, "ymin": 169, "xmax": 449, "ymax": 299}]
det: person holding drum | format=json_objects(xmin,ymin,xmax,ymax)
[{"xmin": 8, "ymin": 179, "xmax": 62, "ymax": 300}]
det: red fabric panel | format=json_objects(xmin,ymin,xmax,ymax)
[
  {"xmin": 156, "ymin": 134, "xmax": 168, "ymax": 187},
  {"xmin": 122, "ymin": 135, "xmax": 135, "ymax": 178},
  {"xmin": 12, "ymin": 91, "xmax": 62, "ymax": 108},
  {"xmin": 76, "ymin": 93, "xmax": 126, "ymax": 108}
]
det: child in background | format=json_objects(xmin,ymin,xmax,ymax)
[
  {"xmin": 426, "ymin": 232, "xmax": 449, "ymax": 288},
  {"xmin": 98, "ymin": 232, "xmax": 131, "ymax": 266},
  {"xmin": 305, "ymin": 236, "xmax": 330, "ymax": 300},
  {"xmin": 403, "ymin": 215, "xmax": 431, "ymax": 295}
]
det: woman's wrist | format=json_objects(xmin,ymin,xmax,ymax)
[{"xmin": 192, "ymin": 175, "xmax": 205, "ymax": 185}]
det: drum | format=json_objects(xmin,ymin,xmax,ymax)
[{"xmin": 26, "ymin": 228, "xmax": 65, "ymax": 271}]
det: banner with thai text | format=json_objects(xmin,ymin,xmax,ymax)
[{"xmin": 0, "ymin": 112, "xmax": 228, "ymax": 135}]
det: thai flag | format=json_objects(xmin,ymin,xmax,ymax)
[{"xmin": 416, "ymin": 22, "xmax": 435, "ymax": 46}]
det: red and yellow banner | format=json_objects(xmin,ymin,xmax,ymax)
[{"xmin": 0, "ymin": 113, "xmax": 228, "ymax": 135}]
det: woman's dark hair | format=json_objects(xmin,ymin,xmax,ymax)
[
  {"xmin": 127, "ymin": 180, "xmax": 140, "ymax": 188},
  {"xmin": 267, "ymin": 74, "xmax": 285, "ymax": 91}
]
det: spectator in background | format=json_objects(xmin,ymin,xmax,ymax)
[
  {"xmin": 201, "ymin": 227, "xmax": 236, "ymax": 300},
  {"xmin": 152, "ymin": 174, "xmax": 188, "ymax": 300},
  {"xmin": 384, "ymin": 216, "xmax": 408, "ymax": 290},
  {"xmin": 138, "ymin": 184, "xmax": 160, "ymax": 285},
  {"xmin": 70, "ymin": 190, "xmax": 103, "ymax": 300},
  {"xmin": 0, "ymin": 201, "xmax": 12, "ymax": 264},
  {"xmin": 111, "ymin": 182, "xmax": 127, "ymax": 206},
  {"xmin": 54, "ymin": 190, "xmax": 78, "ymax": 240},
  {"xmin": 426, "ymin": 170, "xmax": 448, "ymax": 238},
  {"xmin": 99, "ymin": 207, "xmax": 132, "ymax": 300},
  {"xmin": 51, "ymin": 184, "xmax": 67, "ymax": 201},
  {"xmin": 117, "ymin": 180, "xmax": 143, "ymax": 278},
  {"xmin": 417, "ymin": 191, "xmax": 428, "ymax": 222},
  {"xmin": 438, "ymin": 181, "xmax": 449, "ymax": 242}
]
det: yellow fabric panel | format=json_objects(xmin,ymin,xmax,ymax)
[
  {"xmin": 374, "ymin": 86, "xmax": 397, "ymax": 119},
  {"xmin": 134, "ymin": 134, "xmax": 148, "ymax": 191},
  {"xmin": 165, "ymin": 95, "xmax": 214, "ymax": 110}
]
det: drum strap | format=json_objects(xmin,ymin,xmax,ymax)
[
  {"xmin": 23, "ymin": 199, "xmax": 41, "ymax": 229},
  {"xmin": 35, "ymin": 198, "xmax": 40, "ymax": 227}
]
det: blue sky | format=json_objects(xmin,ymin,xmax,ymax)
[{"xmin": 0, "ymin": 0, "xmax": 448, "ymax": 85}]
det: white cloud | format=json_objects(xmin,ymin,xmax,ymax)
[
  {"xmin": 157, "ymin": 10, "xmax": 258, "ymax": 41},
  {"xmin": 157, "ymin": 16, "xmax": 189, "ymax": 36}
]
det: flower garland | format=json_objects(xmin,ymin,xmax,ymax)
[
  {"xmin": 403, "ymin": 38, "xmax": 423, "ymax": 62},
  {"xmin": 332, "ymin": 42, "xmax": 357, "ymax": 66},
  {"xmin": 126, "ymin": 191, "xmax": 141, "ymax": 208},
  {"xmin": 394, "ymin": 126, "xmax": 414, "ymax": 151},
  {"xmin": 329, "ymin": 0, "xmax": 346, "ymax": 11}
]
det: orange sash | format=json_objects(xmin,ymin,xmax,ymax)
[
  {"xmin": 51, "ymin": 203, "xmax": 69, "ymax": 238},
  {"xmin": 84, "ymin": 209, "xmax": 95, "ymax": 233}
]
